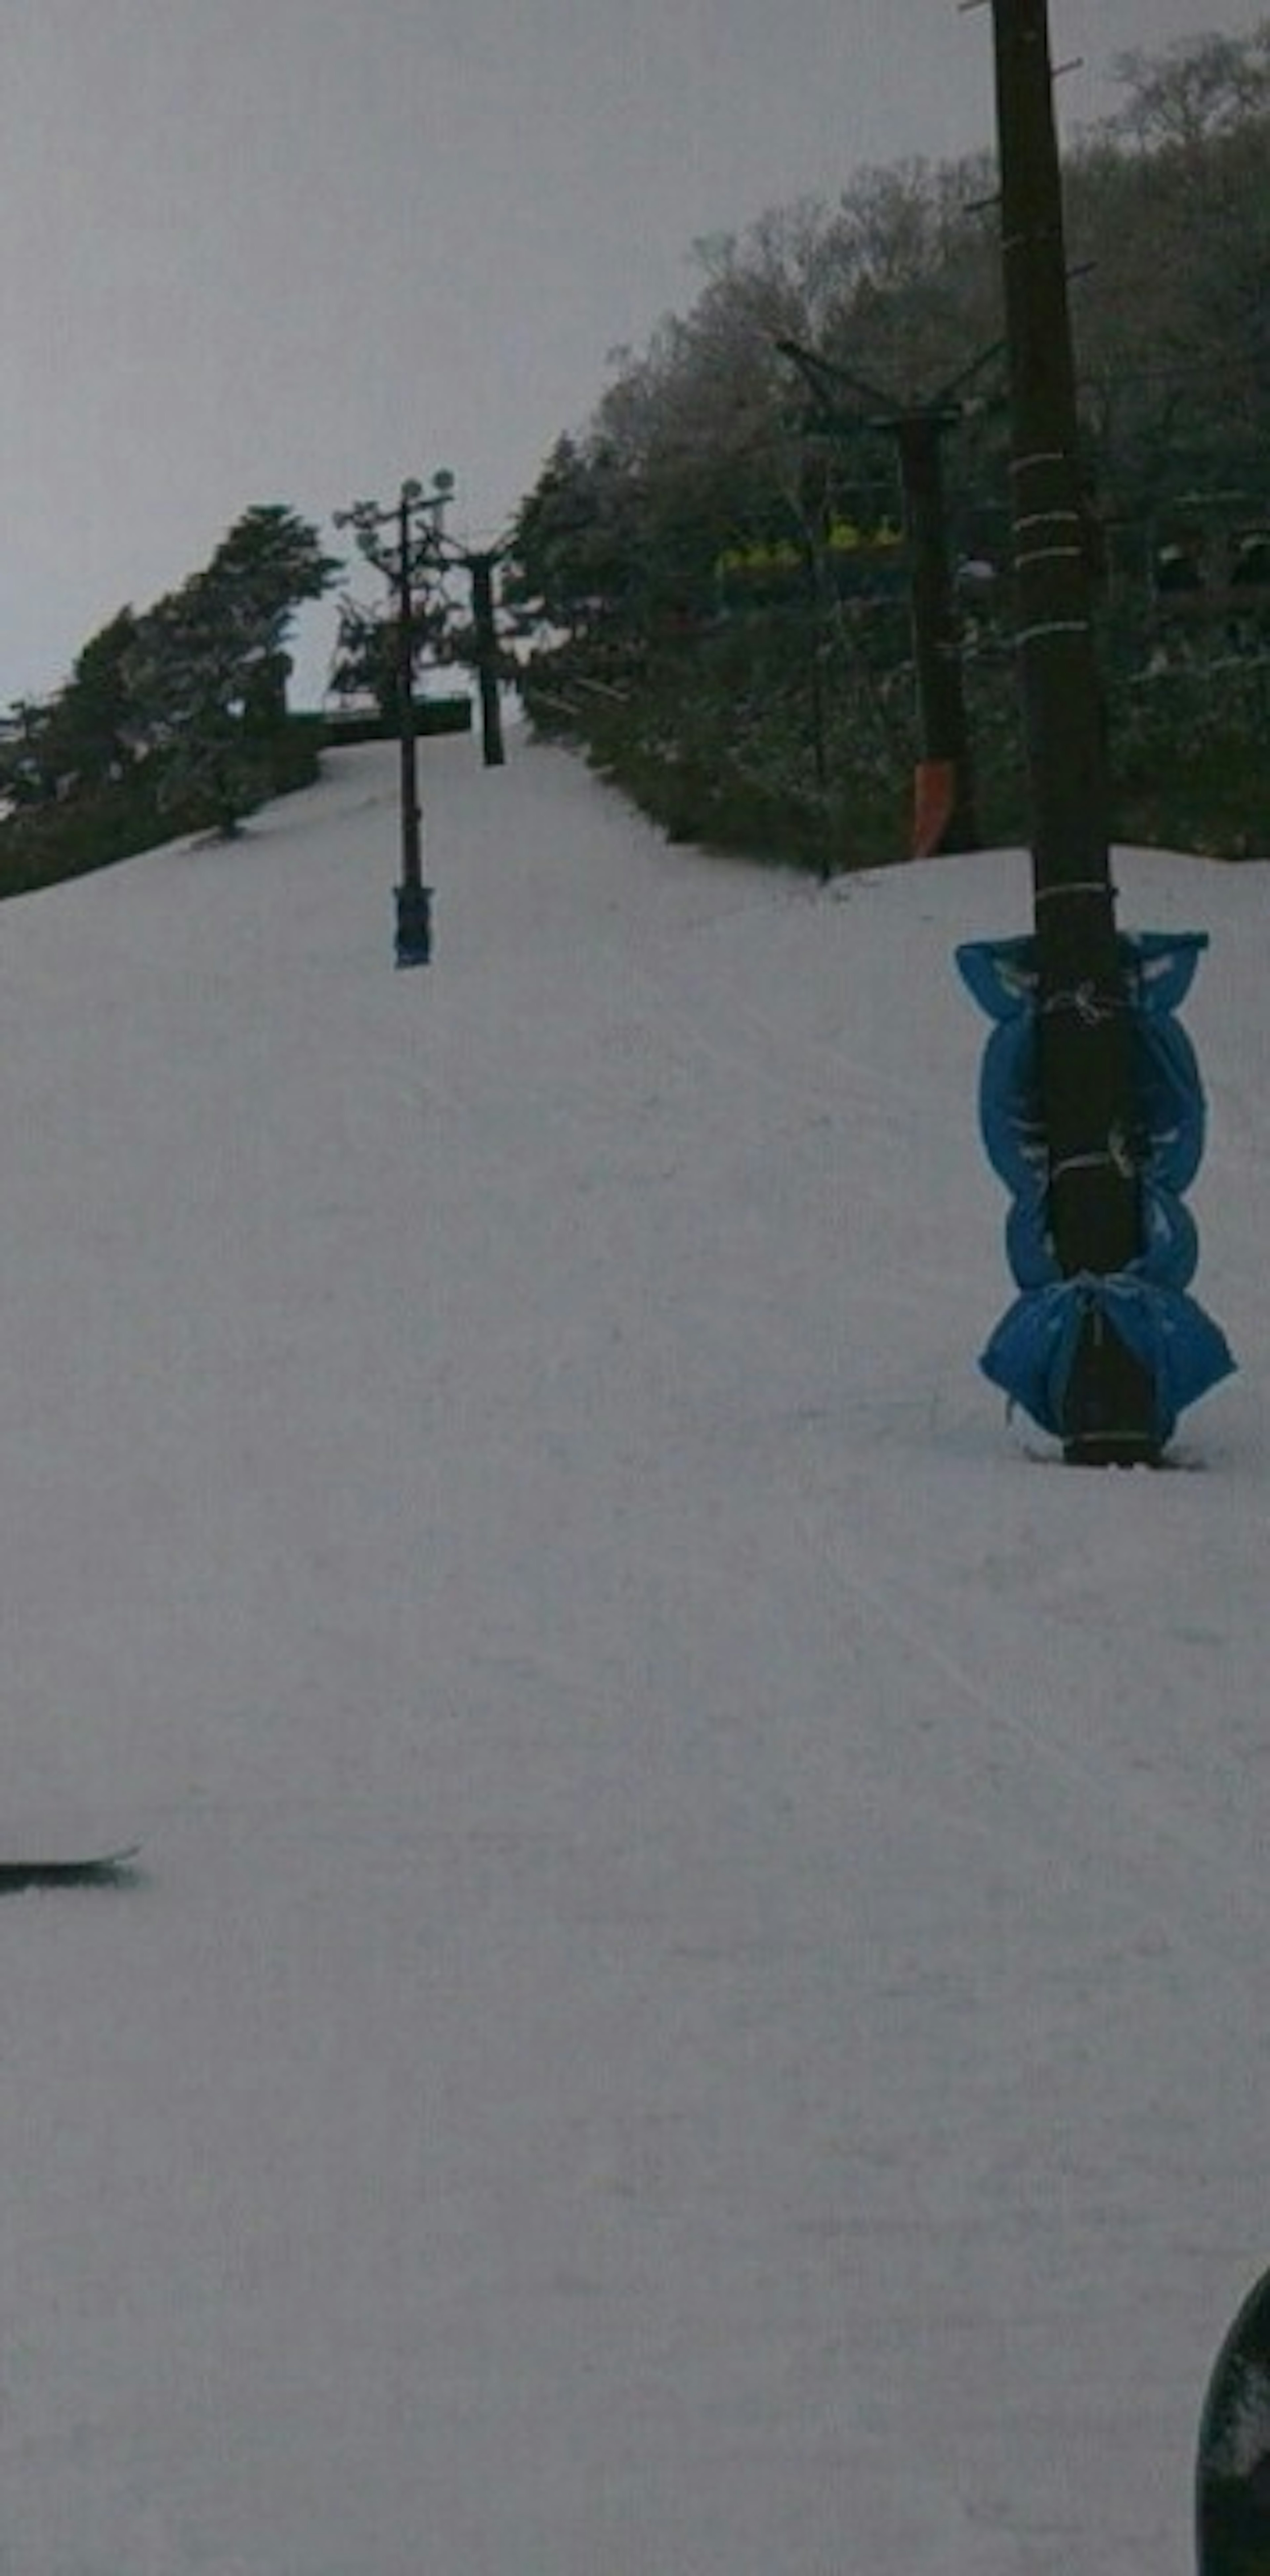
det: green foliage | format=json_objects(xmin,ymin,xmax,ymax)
[
  {"xmin": 328, "ymin": 587, "xmax": 454, "ymax": 723},
  {"xmin": 506, "ymin": 436, "xmax": 662, "ymax": 635},
  {"xmin": 509, "ymin": 18, "xmax": 1270, "ymax": 868},
  {"xmin": 329, "ymin": 484, "xmax": 458, "ymax": 720},
  {"xmin": 0, "ymin": 719, "xmax": 324, "ymax": 901},
  {"xmin": 1106, "ymin": 652, "xmax": 1270, "ymax": 859},
  {"xmin": 125, "ymin": 503, "xmax": 339, "ymax": 836},
  {"xmin": 0, "ymin": 610, "xmax": 141, "ymax": 812},
  {"xmin": 521, "ymin": 592, "xmax": 920, "ymax": 877},
  {"xmin": 0, "ymin": 503, "xmax": 339, "ymax": 889}
]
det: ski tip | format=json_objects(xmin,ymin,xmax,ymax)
[{"xmin": 0, "ymin": 1844, "xmax": 142, "ymax": 1891}]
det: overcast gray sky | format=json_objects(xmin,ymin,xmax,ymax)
[{"xmin": 0, "ymin": 0, "xmax": 1264, "ymax": 708}]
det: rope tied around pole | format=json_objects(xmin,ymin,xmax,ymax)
[
  {"xmin": 1013, "ymin": 507, "xmax": 1081, "ymax": 535},
  {"xmin": 1034, "ymin": 880, "xmax": 1119, "ymax": 904},
  {"xmin": 1050, "ymin": 1121, "xmax": 1138, "ymax": 1184},
  {"xmin": 1040, "ymin": 979, "xmax": 1125, "ymax": 1026},
  {"xmin": 1014, "ymin": 616, "xmax": 1091, "ymax": 644},
  {"xmin": 1015, "ymin": 545, "xmax": 1085, "ymax": 570}
]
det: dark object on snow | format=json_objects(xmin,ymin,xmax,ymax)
[
  {"xmin": 394, "ymin": 881, "xmax": 433, "ymax": 968},
  {"xmin": 0, "ymin": 1843, "xmax": 140, "ymax": 1890},
  {"xmin": 1198, "ymin": 2264, "xmax": 1270, "ymax": 2576}
]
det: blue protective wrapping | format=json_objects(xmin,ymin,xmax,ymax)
[
  {"xmin": 955, "ymin": 928, "xmax": 1234, "ymax": 1437},
  {"xmin": 981, "ymin": 1272, "xmax": 1235, "ymax": 1445}
]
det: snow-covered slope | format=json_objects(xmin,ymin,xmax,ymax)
[{"xmin": 0, "ymin": 734, "xmax": 1263, "ymax": 2576}]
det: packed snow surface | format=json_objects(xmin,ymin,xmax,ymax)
[{"xmin": 0, "ymin": 733, "xmax": 1265, "ymax": 2576}]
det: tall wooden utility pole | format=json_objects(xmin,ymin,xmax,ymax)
[{"xmin": 991, "ymin": 0, "xmax": 1157, "ymax": 1462}]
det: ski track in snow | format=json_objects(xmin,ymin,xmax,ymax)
[{"xmin": 0, "ymin": 733, "xmax": 1260, "ymax": 2575}]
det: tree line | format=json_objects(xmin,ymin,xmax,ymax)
[
  {"xmin": 0, "ymin": 507, "xmax": 339, "ymax": 875},
  {"xmin": 0, "ymin": 480, "xmax": 491, "ymax": 895},
  {"xmin": 3, "ymin": 20, "xmax": 1264, "ymax": 896},
  {"xmin": 504, "ymin": 20, "xmax": 1270, "ymax": 867}
]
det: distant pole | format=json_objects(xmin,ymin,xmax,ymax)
[
  {"xmin": 396, "ymin": 482, "xmax": 426, "ymax": 911},
  {"xmin": 333, "ymin": 470, "xmax": 454, "ymax": 966},
  {"xmin": 991, "ymin": 0, "xmax": 1157, "ymax": 1461},
  {"xmin": 894, "ymin": 410, "xmax": 978, "ymax": 853},
  {"xmin": 468, "ymin": 551, "xmax": 506, "ymax": 767},
  {"xmin": 804, "ymin": 538, "xmax": 830, "ymax": 802},
  {"xmin": 393, "ymin": 472, "xmax": 456, "ymax": 965}
]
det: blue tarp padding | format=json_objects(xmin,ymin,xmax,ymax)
[
  {"xmin": 981, "ymin": 1271, "xmax": 1236, "ymax": 1445},
  {"xmin": 1006, "ymin": 1176, "xmax": 1199, "ymax": 1291},
  {"xmin": 955, "ymin": 928, "xmax": 1209, "ymax": 1024},
  {"xmin": 955, "ymin": 927, "xmax": 1233, "ymax": 1436},
  {"xmin": 977, "ymin": 1008, "xmax": 1205, "ymax": 1205}
]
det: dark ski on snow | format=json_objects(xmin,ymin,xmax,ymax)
[
  {"xmin": 0, "ymin": 1819, "xmax": 141, "ymax": 1888},
  {"xmin": 0, "ymin": 1849, "xmax": 139, "ymax": 1888}
]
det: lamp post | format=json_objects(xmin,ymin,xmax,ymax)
[
  {"xmin": 335, "ymin": 468, "xmax": 454, "ymax": 967},
  {"xmin": 393, "ymin": 470, "xmax": 454, "ymax": 966}
]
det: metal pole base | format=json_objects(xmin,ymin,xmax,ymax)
[{"xmin": 394, "ymin": 883, "xmax": 434, "ymax": 968}]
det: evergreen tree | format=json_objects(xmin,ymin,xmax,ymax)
[
  {"xmin": 328, "ymin": 491, "xmax": 455, "ymax": 720},
  {"xmin": 43, "ymin": 609, "xmax": 140, "ymax": 789},
  {"xmin": 127, "ymin": 505, "xmax": 338, "ymax": 836},
  {"xmin": 328, "ymin": 586, "xmax": 453, "ymax": 723}
]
